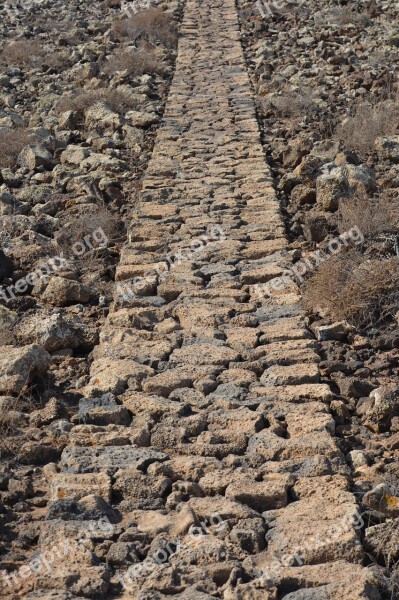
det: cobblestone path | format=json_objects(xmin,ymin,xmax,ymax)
[{"xmin": 28, "ymin": 0, "xmax": 380, "ymax": 598}]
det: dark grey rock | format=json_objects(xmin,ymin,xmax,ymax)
[
  {"xmin": 61, "ymin": 446, "xmax": 168, "ymax": 474},
  {"xmin": 208, "ymin": 383, "xmax": 248, "ymax": 402},
  {"xmin": 256, "ymin": 304, "xmax": 303, "ymax": 322},
  {"xmin": 0, "ymin": 248, "xmax": 14, "ymax": 279}
]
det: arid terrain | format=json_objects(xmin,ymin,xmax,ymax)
[{"xmin": 0, "ymin": 0, "xmax": 398, "ymax": 598}]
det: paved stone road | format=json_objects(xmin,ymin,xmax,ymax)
[{"xmin": 27, "ymin": 0, "xmax": 381, "ymax": 598}]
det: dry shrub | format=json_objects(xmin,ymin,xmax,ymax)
[
  {"xmin": 0, "ymin": 128, "xmax": 33, "ymax": 168},
  {"xmin": 0, "ymin": 39, "xmax": 44, "ymax": 67},
  {"xmin": 56, "ymin": 205, "xmax": 118, "ymax": 257},
  {"xmin": 41, "ymin": 50, "xmax": 72, "ymax": 72},
  {"xmin": 0, "ymin": 397, "xmax": 21, "ymax": 435},
  {"xmin": 316, "ymin": 7, "xmax": 372, "ymax": 27},
  {"xmin": 338, "ymin": 190, "xmax": 395, "ymax": 240},
  {"xmin": 259, "ymin": 87, "xmax": 333, "ymax": 136},
  {"xmin": 0, "ymin": 39, "xmax": 69, "ymax": 72},
  {"xmin": 0, "ymin": 387, "xmax": 40, "ymax": 459},
  {"xmin": 111, "ymin": 7, "xmax": 177, "ymax": 48},
  {"xmin": 260, "ymin": 87, "xmax": 317, "ymax": 119},
  {"xmin": 55, "ymin": 88, "xmax": 141, "ymax": 116},
  {"xmin": 0, "ymin": 327, "xmax": 14, "ymax": 346},
  {"xmin": 73, "ymin": 205, "xmax": 119, "ymax": 242},
  {"xmin": 0, "ymin": 319, "xmax": 15, "ymax": 346},
  {"xmin": 335, "ymin": 98, "xmax": 399, "ymax": 155},
  {"xmin": 384, "ymin": 566, "xmax": 399, "ymax": 600},
  {"xmin": 304, "ymin": 250, "xmax": 399, "ymax": 328},
  {"xmin": 102, "ymin": 45, "xmax": 164, "ymax": 76}
]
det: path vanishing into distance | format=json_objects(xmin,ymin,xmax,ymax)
[{"xmin": 4, "ymin": 0, "xmax": 383, "ymax": 598}]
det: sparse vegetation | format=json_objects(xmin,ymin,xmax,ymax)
[
  {"xmin": 304, "ymin": 251, "xmax": 399, "ymax": 328},
  {"xmin": 56, "ymin": 204, "xmax": 119, "ymax": 259},
  {"xmin": 0, "ymin": 387, "xmax": 41, "ymax": 459},
  {"xmin": 0, "ymin": 128, "xmax": 33, "ymax": 168},
  {"xmin": 73, "ymin": 205, "xmax": 120, "ymax": 243},
  {"xmin": 111, "ymin": 7, "xmax": 177, "ymax": 48},
  {"xmin": 315, "ymin": 4, "xmax": 378, "ymax": 28},
  {"xmin": 102, "ymin": 45, "xmax": 164, "ymax": 76},
  {"xmin": 260, "ymin": 86, "xmax": 317, "ymax": 119},
  {"xmin": 0, "ymin": 39, "xmax": 74, "ymax": 72},
  {"xmin": 338, "ymin": 190, "xmax": 396, "ymax": 241},
  {"xmin": 335, "ymin": 97, "xmax": 399, "ymax": 155},
  {"xmin": 258, "ymin": 86, "xmax": 334, "ymax": 137},
  {"xmin": 55, "ymin": 88, "xmax": 141, "ymax": 117},
  {"xmin": 0, "ymin": 314, "xmax": 15, "ymax": 346},
  {"xmin": 0, "ymin": 39, "xmax": 44, "ymax": 67}
]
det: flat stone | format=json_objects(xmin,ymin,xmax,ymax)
[
  {"xmin": 61, "ymin": 446, "xmax": 168, "ymax": 474},
  {"xmin": 251, "ymin": 384, "xmax": 332, "ymax": 403},
  {"xmin": 85, "ymin": 358, "xmax": 153, "ymax": 395},
  {"xmin": 50, "ymin": 473, "xmax": 112, "ymax": 503},
  {"xmin": 170, "ymin": 343, "xmax": 240, "ymax": 366},
  {"xmin": 73, "ymin": 394, "xmax": 130, "ymax": 426},
  {"xmin": 242, "ymin": 239, "xmax": 286, "ymax": 259},
  {"xmin": 259, "ymin": 318, "xmax": 310, "ymax": 342},
  {"xmin": 240, "ymin": 264, "xmax": 284, "ymax": 285},
  {"xmin": 0, "ymin": 343, "xmax": 50, "ymax": 394},
  {"xmin": 260, "ymin": 364, "xmax": 319, "ymax": 386},
  {"xmin": 248, "ymin": 429, "xmax": 339, "ymax": 461},
  {"xmin": 225, "ymin": 476, "xmax": 289, "ymax": 512}
]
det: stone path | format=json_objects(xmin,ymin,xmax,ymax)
[{"xmin": 28, "ymin": 0, "xmax": 380, "ymax": 598}]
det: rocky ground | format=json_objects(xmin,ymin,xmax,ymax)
[
  {"xmin": 238, "ymin": 0, "xmax": 399, "ymax": 597},
  {"xmin": 0, "ymin": 0, "xmax": 181, "ymax": 595},
  {"xmin": 0, "ymin": 0, "xmax": 398, "ymax": 598}
]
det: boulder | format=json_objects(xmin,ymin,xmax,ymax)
[
  {"xmin": 60, "ymin": 145, "xmax": 91, "ymax": 165},
  {"xmin": 58, "ymin": 110, "xmax": 80, "ymax": 130},
  {"xmin": 363, "ymin": 483, "xmax": 399, "ymax": 517},
  {"xmin": 303, "ymin": 212, "xmax": 330, "ymax": 242},
  {"xmin": 30, "ymin": 397, "xmax": 68, "ymax": 427},
  {"xmin": 85, "ymin": 102, "xmax": 122, "ymax": 131},
  {"xmin": 50, "ymin": 473, "xmax": 112, "ymax": 503},
  {"xmin": 345, "ymin": 163, "xmax": 375, "ymax": 192},
  {"xmin": 375, "ymin": 136, "xmax": 399, "ymax": 163},
  {"xmin": 41, "ymin": 277, "xmax": 90, "ymax": 306},
  {"xmin": 316, "ymin": 165, "xmax": 349, "ymax": 211},
  {"xmin": 18, "ymin": 144, "xmax": 53, "ymax": 170},
  {"xmin": 0, "ymin": 248, "xmax": 13, "ymax": 279},
  {"xmin": 362, "ymin": 385, "xmax": 399, "ymax": 433},
  {"xmin": 291, "ymin": 184, "xmax": 316, "ymax": 205},
  {"xmin": 0, "ymin": 343, "xmax": 50, "ymax": 394},
  {"xmin": 106, "ymin": 542, "xmax": 139, "ymax": 566},
  {"xmin": 335, "ymin": 376, "xmax": 375, "ymax": 400},
  {"xmin": 125, "ymin": 110, "xmax": 159, "ymax": 128},
  {"xmin": 61, "ymin": 446, "xmax": 168, "ymax": 474},
  {"xmin": 73, "ymin": 393, "xmax": 131, "ymax": 426},
  {"xmin": 85, "ymin": 357, "xmax": 153, "ymax": 395},
  {"xmin": 0, "ymin": 191, "xmax": 17, "ymax": 216},
  {"xmin": 15, "ymin": 312, "xmax": 97, "ymax": 352},
  {"xmin": 315, "ymin": 321, "xmax": 354, "ymax": 342}
]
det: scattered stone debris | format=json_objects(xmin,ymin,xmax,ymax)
[{"xmin": 0, "ymin": 0, "xmax": 398, "ymax": 598}]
